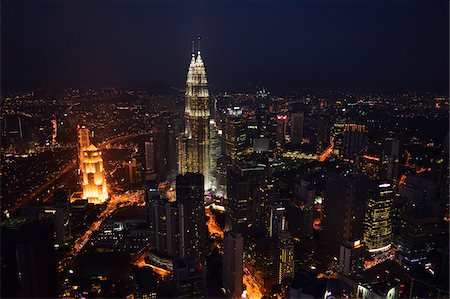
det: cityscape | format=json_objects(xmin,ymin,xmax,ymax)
[{"xmin": 1, "ymin": 1, "xmax": 449, "ymax": 299}]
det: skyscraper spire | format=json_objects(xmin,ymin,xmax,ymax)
[{"xmin": 179, "ymin": 39, "xmax": 211, "ymax": 190}]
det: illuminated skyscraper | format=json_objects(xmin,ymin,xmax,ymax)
[
  {"xmin": 179, "ymin": 42, "xmax": 211, "ymax": 189},
  {"xmin": 225, "ymin": 107, "xmax": 246, "ymax": 167},
  {"xmin": 81, "ymin": 144, "xmax": 108, "ymax": 204},
  {"xmin": 363, "ymin": 182, "xmax": 394, "ymax": 252}
]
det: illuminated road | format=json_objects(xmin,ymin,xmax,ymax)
[
  {"xmin": 317, "ymin": 138, "xmax": 334, "ymax": 162},
  {"xmin": 206, "ymin": 209, "xmax": 224, "ymax": 239},
  {"xmin": 8, "ymin": 161, "xmax": 77, "ymax": 213},
  {"xmin": 70, "ymin": 190, "xmax": 144, "ymax": 256},
  {"xmin": 243, "ymin": 271, "xmax": 264, "ymax": 299},
  {"xmin": 132, "ymin": 250, "xmax": 171, "ymax": 278}
]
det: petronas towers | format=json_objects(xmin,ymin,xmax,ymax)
[{"xmin": 178, "ymin": 42, "xmax": 211, "ymax": 189}]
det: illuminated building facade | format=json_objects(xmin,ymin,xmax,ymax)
[
  {"xmin": 179, "ymin": 45, "xmax": 211, "ymax": 189},
  {"xmin": 81, "ymin": 144, "xmax": 108, "ymax": 204},
  {"xmin": 363, "ymin": 182, "xmax": 394, "ymax": 252},
  {"xmin": 225, "ymin": 107, "xmax": 246, "ymax": 167}
]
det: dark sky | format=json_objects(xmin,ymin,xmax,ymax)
[{"xmin": 2, "ymin": 0, "xmax": 449, "ymax": 93}]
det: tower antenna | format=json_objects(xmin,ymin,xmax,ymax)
[
  {"xmin": 197, "ymin": 36, "xmax": 201, "ymax": 52},
  {"xmin": 191, "ymin": 40, "xmax": 195, "ymax": 55}
]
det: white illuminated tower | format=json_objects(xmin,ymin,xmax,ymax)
[{"xmin": 179, "ymin": 39, "xmax": 211, "ymax": 189}]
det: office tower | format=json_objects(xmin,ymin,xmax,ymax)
[
  {"xmin": 255, "ymin": 89, "xmax": 270, "ymax": 132},
  {"xmin": 323, "ymin": 173, "xmax": 368, "ymax": 256},
  {"xmin": 81, "ymin": 144, "xmax": 108, "ymax": 204},
  {"xmin": 316, "ymin": 115, "xmax": 329, "ymax": 152},
  {"xmin": 290, "ymin": 112, "xmax": 304, "ymax": 144},
  {"xmin": 338, "ymin": 240, "xmax": 366, "ymax": 277},
  {"xmin": 178, "ymin": 134, "xmax": 189, "ymax": 175},
  {"xmin": 267, "ymin": 203, "xmax": 288, "ymax": 238},
  {"xmin": 148, "ymin": 194, "xmax": 183, "ymax": 258},
  {"xmin": 166, "ymin": 122, "xmax": 178, "ymax": 178},
  {"xmin": 278, "ymin": 236, "xmax": 295, "ymax": 284},
  {"xmin": 1, "ymin": 217, "xmax": 58, "ymax": 298},
  {"xmin": 152, "ymin": 124, "xmax": 170, "ymax": 180},
  {"xmin": 399, "ymin": 175, "xmax": 437, "ymax": 206},
  {"xmin": 226, "ymin": 163, "xmax": 266, "ymax": 233},
  {"xmin": 223, "ymin": 231, "xmax": 244, "ymax": 299},
  {"xmin": 38, "ymin": 188, "xmax": 71, "ymax": 248},
  {"xmin": 209, "ymin": 119, "xmax": 222, "ymax": 190},
  {"xmin": 173, "ymin": 258, "xmax": 207, "ymax": 298},
  {"xmin": 145, "ymin": 139, "xmax": 155, "ymax": 173},
  {"xmin": 225, "ymin": 107, "xmax": 247, "ymax": 166},
  {"xmin": 363, "ymin": 182, "xmax": 394, "ymax": 252},
  {"xmin": 276, "ymin": 115, "xmax": 288, "ymax": 146},
  {"xmin": 176, "ymin": 173, "xmax": 207, "ymax": 262},
  {"xmin": 332, "ymin": 123, "xmax": 346, "ymax": 156},
  {"xmin": 77, "ymin": 125, "xmax": 90, "ymax": 175},
  {"xmin": 144, "ymin": 180, "xmax": 159, "ymax": 247},
  {"xmin": 254, "ymin": 179, "xmax": 277, "ymax": 228},
  {"xmin": 342, "ymin": 124, "xmax": 367, "ymax": 160},
  {"xmin": 77, "ymin": 125, "xmax": 90, "ymax": 154},
  {"xmin": 381, "ymin": 136, "xmax": 400, "ymax": 180},
  {"xmin": 396, "ymin": 206, "xmax": 442, "ymax": 268},
  {"xmin": 287, "ymin": 179, "xmax": 315, "ymax": 239},
  {"xmin": 125, "ymin": 158, "xmax": 138, "ymax": 184},
  {"xmin": 179, "ymin": 45, "xmax": 211, "ymax": 189}
]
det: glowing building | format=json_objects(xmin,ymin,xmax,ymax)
[
  {"xmin": 178, "ymin": 41, "xmax": 211, "ymax": 189},
  {"xmin": 363, "ymin": 182, "xmax": 394, "ymax": 253},
  {"xmin": 81, "ymin": 144, "xmax": 108, "ymax": 204}
]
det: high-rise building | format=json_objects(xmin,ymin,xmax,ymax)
[
  {"xmin": 343, "ymin": 124, "xmax": 367, "ymax": 160},
  {"xmin": 77, "ymin": 125, "xmax": 90, "ymax": 150},
  {"xmin": 381, "ymin": 136, "xmax": 400, "ymax": 180},
  {"xmin": 363, "ymin": 182, "xmax": 394, "ymax": 252},
  {"xmin": 323, "ymin": 173, "xmax": 368, "ymax": 256},
  {"xmin": 225, "ymin": 107, "xmax": 247, "ymax": 167},
  {"xmin": 38, "ymin": 188, "xmax": 71, "ymax": 248},
  {"xmin": 276, "ymin": 115, "xmax": 288, "ymax": 147},
  {"xmin": 290, "ymin": 112, "xmax": 304, "ymax": 145},
  {"xmin": 81, "ymin": 144, "xmax": 108, "ymax": 204},
  {"xmin": 278, "ymin": 236, "xmax": 295, "ymax": 284},
  {"xmin": 173, "ymin": 258, "xmax": 207, "ymax": 298},
  {"xmin": 176, "ymin": 173, "xmax": 207, "ymax": 262},
  {"xmin": 223, "ymin": 231, "xmax": 244, "ymax": 299},
  {"xmin": 124, "ymin": 158, "xmax": 138, "ymax": 184},
  {"xmin": 179, "ymin": 45, "xmax": 211, "ymax": 189},
  {"xmin": 1, "ymin": 217, "xmax": 58, "ymax": 298},
  {"xmin": 226, "ymin": 163, "xmax": 266, "ymax": 233},
  {"xmin": 267, "ymin": 203, "xmax": 288, "ymax": 238},
  {"xmin": 145, "ymin": 139, "xmax": 155, "ymax": 173},
  {"xmin": 338, "ymin": 240, "xmax": 366, "ymax": 277},
  {"xmin": 209, "ymin": 119, "xmax": 222, "ymax": 190},
  {"xmin": 316, "ymin": 115, "xmax": 329, "ymax": 152}
]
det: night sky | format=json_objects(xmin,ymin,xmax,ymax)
[{"xmin": 2, "ymin": 0, "xmax": 449, "ymax": 93}]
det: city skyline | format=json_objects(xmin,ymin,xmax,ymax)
[{"xmin": 1, "ymin": 1, "xmax": 448, "ymax": 299}]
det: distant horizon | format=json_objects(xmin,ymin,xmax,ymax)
[{"xmin": 2, "ymin": 0, "xmax": 448, "ymax": 95}]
